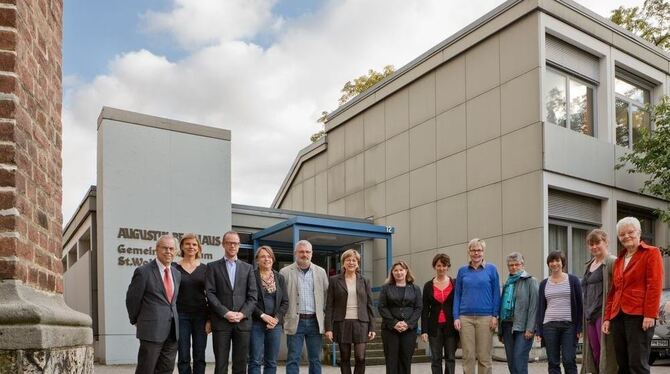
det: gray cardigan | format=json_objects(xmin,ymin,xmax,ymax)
[{"xmin": 498, "ymin": 270, "xmax": 539, "ymax": 336}]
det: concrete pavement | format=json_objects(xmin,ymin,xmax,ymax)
[{"xmin": 95, "ymin": 359, "xmax": 670, "ymax": 373}]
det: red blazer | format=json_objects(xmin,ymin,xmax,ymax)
[{"xmin": 604, "ymin": 241, "xmax": 664, "ymax": 320}]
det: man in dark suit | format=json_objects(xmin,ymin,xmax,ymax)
[
  {"xmin": 206, "ymin": 230, "xmax": 258, "ymax": 374},
  {"xmin": 126, "ymin": 235, "xmax": 181, "ymax": 374}
]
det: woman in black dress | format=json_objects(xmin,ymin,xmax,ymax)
[
  {"xmin": 175, "ymin": 233, "xmax": 209, "ymax": 374},
  {"xmin": 378, "ymin": 261, "xmax": 422, "ymax": 374},
  {"xmin": 325, "ymin": 249, "xmax": 376, "ymax": 374}
]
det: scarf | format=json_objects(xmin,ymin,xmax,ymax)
[{"xmin": 500, "ymin": 272, "xmax": 522, "ymax": 321}]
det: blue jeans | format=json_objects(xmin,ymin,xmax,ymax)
[
  {"xmin": 248, "ymin": 320, "xmax": 283, "ymax": 374},
  {"xmin": 542, "ymin": 321, "xmax": 577, "ymax": 374},
  {"xmin": 286, "ymin": 318, "xmax": 322, "ymax": 374},
  {"xmin": 501, "ymin": 322, "xmax": 533, "ymax": 374},
  {"xmin": 177, "ymin": 313, "xmax": 208, "ymax": 374}
]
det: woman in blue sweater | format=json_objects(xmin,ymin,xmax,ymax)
[{"xmin": 453, "ymin": 238, "xmax": 500, "ymax": 374}]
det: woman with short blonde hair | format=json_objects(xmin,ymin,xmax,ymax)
[{"xmin": 325, "ymin": 249, "xmax": 376, "ymax": 374}]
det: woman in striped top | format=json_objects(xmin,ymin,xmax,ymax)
[{"xmin": 536, "ymin": 251, "xmax": 583, "ymax": 374}]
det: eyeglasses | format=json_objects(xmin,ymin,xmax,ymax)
[
  {"xmin": 224, "ymin": 241, "xmax": 240, "ymax": 246},
  {"xmin": 469, "ymin": 249, "xmax": 483, "ymax": 253}
]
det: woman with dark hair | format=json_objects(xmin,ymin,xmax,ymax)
[
  {"xmin": 176, "ymin": 233, "xmax": 209, "ymax": 374},
  {"xmin": 378, "ymin": 261, "xmax": 422, "ymax": 374},
  {"xmin": 536, "ymin": 250, "xmax": 583, "ymax": 374},
  {"xmin": 603, "ymin": 217, "xmax": 664, "ymax": 374},
  {"xmin": 324, "ymin": 249, "xmax": 376, "ymax": 374},
  {"xmin": 420, "ymin": 253, "xmax": 458, "ymax": 374},
  {"xmin": 248, "ymin": 245, "xmax": 288, "ymax": 374},
  {"xmin": 581, "ymin": 229, "xmax": 617, "ymax": 374}
]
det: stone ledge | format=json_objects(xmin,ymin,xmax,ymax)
[
  {"xmin": 0, "ymin": 345, "xmax": 94, "ymax": 374},
  {"xmin": 0, "ymin": 280, "xmax": 92, "ymax": 349}
]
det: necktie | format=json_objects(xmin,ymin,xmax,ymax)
[{"xmin": 164, "ymin": 268, "xmax": 173, "ymax": 302}]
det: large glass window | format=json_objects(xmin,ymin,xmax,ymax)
[
  {"xmin": 549, "ymin": 220, "xmax": 597, "ymax": 276},
  {"xmin": 545, "ymin": 68, "xmax": 595, "ymax": 136},
  {"xmin": 615, "ymin": 75, "xmax": 651, "ymax": 149}
]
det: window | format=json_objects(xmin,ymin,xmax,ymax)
[
  {"xmin": 617, "ymin": 204, "xmax": 656, "ymax": 247},
  {"xmin": 544, "ymin": 68, "xmax": 595, "ymax": 136},
  {"xmin": 615, "ymin": 73, "xmax": 651, "ymax": 149},
  {"xmin": 549, "ymin": 220, "xmax": 597, "ymax": 276}
]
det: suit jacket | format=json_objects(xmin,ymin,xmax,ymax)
[
  {"xmin": 421, "ymin": 278, "xmax": 457, "ymax": 337},
  {"xmin": 280, "ymin": 262, "xmax": 329, "ymax": 335},
  {"xmin": 252, "ymin": 269, "xmax": 289, "ymax": 325},
  {"xmin": 605, "ymin": 241, "xmax": 664, "ymax": 321},
  {"xmin": 206, "ymin": 257, "xmax": 258, "ymax": 331},
  {"xmin": 324, "ymin": 273, "xmax": 375, "ymax": 333},
  {"xmin": 125, "ymin": 259, "xmax": 181, "ymax": 342},
  {"xmin": 378, "ymin": 283, "xmax": 422, "ymax": 331}
]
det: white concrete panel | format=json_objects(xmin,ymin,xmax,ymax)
[{"xmin": 97, "ymin": 119, "xmax": 231, "ymax": 363}]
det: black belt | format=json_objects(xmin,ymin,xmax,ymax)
[{"xmin": 299, "ymin": 313, "xmax": 316, "ymax": 320}]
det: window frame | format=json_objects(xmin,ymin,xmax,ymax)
[
  {"xmin": 614, "ymin": 70, "xmax": 652, "ymax": 149},
  {"xmin": 548, "ymin": 219, "xmax": 598, "ymax": 274},
  {"xmin": 544, "ymin": 65, "xmax": 598, "ymax": 137}
]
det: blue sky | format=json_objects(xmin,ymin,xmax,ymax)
[{"xmin": 64, "ymin": 0, "xmax": 324, "ymax": 82}]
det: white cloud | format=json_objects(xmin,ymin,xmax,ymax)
[
  {"xmin": 62, "ymin": 0, "xmax": 645, "ymax": 222},
  {"xmin": 143, "ymin": 0, "xmax": 278, "ymax": 48}
]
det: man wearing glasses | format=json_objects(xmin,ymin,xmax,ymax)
[{"xmin": 206, "ymin": 231, "xmax": 258, "ymax": 374}]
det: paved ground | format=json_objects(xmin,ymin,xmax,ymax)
[{"xmin": 95, "ymin": 359, "xmax": 670, "ymax": 373}]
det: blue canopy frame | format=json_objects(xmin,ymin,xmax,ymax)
[{"xmin": 252, "ymin": 215, "xmax": 394, "ymax": 275}]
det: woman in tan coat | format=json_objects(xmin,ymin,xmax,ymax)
[{"xmin": 581, "ymin": 229, "xmax": 617, "ymax": 374}]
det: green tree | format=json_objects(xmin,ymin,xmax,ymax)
[
  {"xmin": 616, "ymin": 97, "xmax": 670, "ymax": 255},
  {"xmin": 610, "ymin": 0, "xmax": 670, "ymax": 50},
  {"xmin": 311, "ymin": 65, "xmax": 395, "ymax": 142}
]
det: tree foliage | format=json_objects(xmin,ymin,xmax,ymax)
[
  {"xmin": 616, "ymin": 97, "xmax": 670, "ymax": 255},
  {"xmin": 610, "ymin": 0, "xmax": 670, "ymax": 50},
  {"xmin": 311, "ymin": 65, "xmax": 395, "ymax": 142}
]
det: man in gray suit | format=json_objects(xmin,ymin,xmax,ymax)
[
  {"xmin": 206, "ymin": 230, "xmax": 257, "ymax": 374},
  {"xmin": 126, "ymin": 234, "xmax": 181, "ymax": 374}
]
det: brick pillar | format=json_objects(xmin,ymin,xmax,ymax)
[{"xmin": 0, "ymin": 1, "xmax": 93, "ymax": 372}]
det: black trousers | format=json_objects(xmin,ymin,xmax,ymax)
[
  {"xmin": 611, "ymin": 313, "xmax": 655, "ymax": 374},
  {"xmin": 213, "ymin": 327, "xmax": 250, "ymax": 374},
  {"xmin": 136, "ymin": 322, "xmax": 178, "ymax": 374},
  {"xmin": 428, "ymin": 325, "xmax": 457, "ymax": 374},
  {"xmin": 382, "ymin": 329, "xmax": 417, "ymax": 374}
]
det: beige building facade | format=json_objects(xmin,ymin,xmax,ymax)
[{"xmin": 272, "ymin": 0, "xmax": 670, "ymax": 287}]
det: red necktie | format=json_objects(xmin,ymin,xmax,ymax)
[{"xmin": 164, "ymin": 268, "xmax": 173, "ymax": 302}]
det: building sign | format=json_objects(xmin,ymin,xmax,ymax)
[{"xmin": 115, "ymin": 227, "xmax": 217, "ymax": 266}]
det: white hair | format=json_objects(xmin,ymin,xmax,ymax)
[
  {"xmin": 468, "ymin": 238, "xmax": 486, "ymax": 251},
  {"xmin": 294, "ymin": 239, "xmax": 312, "ymax": 252},
  {"xmin": 506, "ymin": 252, "xmax": 525, "ymax": 264},
  {"xmin": 616, "ymin": 216, "xmax": 641, "ymax": 234}
]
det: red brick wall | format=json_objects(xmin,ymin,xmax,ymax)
[{"xmin": 0, "ymin": 0, "xmax": 64, "ymax": 293}]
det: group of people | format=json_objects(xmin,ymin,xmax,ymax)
[
  {"xmin": 125, "ymin": 231, "xmax": 330, "ymax": 374},
  {"xmin": 125, "ymin": 215, "xmax": 664, "ymax": 374},
  {"xmin": 376, "ymin": 216, "xmax": 663, "ymax": 374}
]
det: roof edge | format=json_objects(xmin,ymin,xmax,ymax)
[
  {"xmin": 325, "ymin": 0, "xmax": 670, "ymax": 128},
  {"xmin": 62, "ymin": 185, "xmax": 96, "ymax": 243},
  {"xmin": 97, "ymin": 106, "xmax": 232, "ymax": 141},
  {"xmin": 271, "ymin": 137, "xmax": 327, "ymax": 208}
]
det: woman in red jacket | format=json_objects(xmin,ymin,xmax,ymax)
[{"xmin": 602, "ymin": 216, "xmax": 664, "ymax": 374}]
